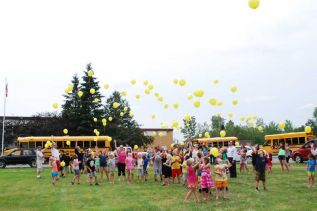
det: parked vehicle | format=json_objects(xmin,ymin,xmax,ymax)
[
  {"xmin": 0, "ymin": 148, "xmax": 36, "ymax": 168},
  {"xmin": 291, "ymin": 140, "xmax": 317, "ymax": 163}
]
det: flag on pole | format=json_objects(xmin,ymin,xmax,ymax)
[{"xmin": 5, "ymin": 80, "xmax": 8, "ymax": 97}]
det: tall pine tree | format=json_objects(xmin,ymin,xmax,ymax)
[{"xmin": 181, "ymin": 116, "xmax": 197, "ymax": 139}]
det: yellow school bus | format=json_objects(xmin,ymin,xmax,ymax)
[
  {"xmin": 192, "ymin": 137, "xmax": 238, "ymax": 147},
  {"xmin": 261, "ymin": 132, "xmax": 315, "ymax": 155},
  {"xmin": 17, "ymin": 136, "xmax": 112, "ymax": 159}
]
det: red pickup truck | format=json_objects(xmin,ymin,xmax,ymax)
[{"xmin": 291, "ymin": 140, "xmax": 317, "ymax": 163}]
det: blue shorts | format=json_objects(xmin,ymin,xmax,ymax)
[
  {"xmin": 155, "ymin": 168, "xmax": 162, "ymax": 175},
  {"xmin": 74, "ymin": 169, "xmax": 80, "ymax": 176},
  {"xmin": 51, "ymin": 172, "xmax": 58, "ymax": 177}
]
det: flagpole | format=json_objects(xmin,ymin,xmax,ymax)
[{"xmin": 1, "ymin": 78, "xmax": 7, "ymax": 156}]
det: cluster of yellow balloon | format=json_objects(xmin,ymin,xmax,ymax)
[
  {"xmin": 193, "ymin": 90, "xmax": 204, "ymax": 98},
  {"xmin": 44, "ymin": 141, "xmax": 53, "ymax": 149}
]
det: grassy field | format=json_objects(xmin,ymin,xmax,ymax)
[{"xmin": 0, "ymin": 164, "xmax": 316, "ymax": 211}]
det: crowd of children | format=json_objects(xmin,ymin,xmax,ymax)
[{"xmin": 46, "ymin": 141, "xmax": 317, "ymax": 203}]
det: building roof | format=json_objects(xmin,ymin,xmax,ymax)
[{"xmin": 141, "ymin": 128, "xmax": 173, "ymax": 132}]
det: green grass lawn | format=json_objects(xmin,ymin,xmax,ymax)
[{"xmin": 0, "ymin": 164, "xmax": 316, "ymax": 211}]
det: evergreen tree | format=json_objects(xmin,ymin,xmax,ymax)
[
  {"xmin": 181, "ymin": 116, "xmax": 197, "ymax": 139},
  {"xmin": 77, "ymin": 63, "xmax": 104, "ymax": 135},
  {"xmin": 61, "ymin": 74, "xmax": 82, "ymax": 135},
  {"xmin": 103, "ymin": 91, "xmax": 152, "ymax": 146}
]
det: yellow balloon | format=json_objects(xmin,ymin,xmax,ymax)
[
  {"xmin": 124, "ymin": 107, "xmax": 129, "ymax": 112},
  {"xmin": 134, "ymin": 145, "xmax": 139, "ymax": 150},
  {"xmin": 216, "ymin": 112, "xmax": 222, "ymax": 117},
  {"xmin": 45, "ymin": 143, "xmax": 49, "ymax": 149},
  {"xmin": 96, "ymin": 131, "xmax": 100, "ymax": 136},
  {"xmin": 130, "ymin": 80, "xmax": 136, "ymax": 85},
  {"xmin": 63, "ymin": 129, "xmax": 68, "ymax": 135},
  {"xmin": 209, "ymin": 98, "xmax": 217, "ymax": 106},
  {"xmin": 193, "ymin": 101, "xmax": 200, "ymax": 108},
  {"xmin": 102, "ymin": 118, "xmax": 107, "ymax": 123},
  {"xmin": 228, "ymin": 113, "xmax": 233, "ymax": 118},
  {"xmin": 52, "ymin": 103, "xmax": 59, "ymax": 109},
  {"xmin": 102, "ymin": 122, "xmax": 107, "ymax": 126},
  {"xmin": 249, "ymin": 0, "xmax": 260, "ymax": 9},
  {"xmin": 211, "ymin": 148, "xmax": 218, "ymax": 157},
  {"xmin": 179, "ymin": 79, "xmax": 186, "ymax": 87},
  {"xmin": 235, "ymin": 141, "xmax": 240, "ymax": 147},
  {"xmin": 204, "ymin": 132, "xmax": 210, "ymax": 138},
  {"xmin": 93, "ymin": 98, "xmax": 100, "ymax": 104},
  {"xmin": 66, "ymin": 141, "xmax": 70, "ymax": 146},
  {"xmin": 93, "ymin": 118, "xmax": 98, "ymax": 122},
  {"xmin": 232, "ymin": 99, "xmax": 238, "ymax": 106},
  {"xmin": 220, "ymin": 130, "xmax": 226, "ymax": 138},
  {"xmin": 144, "ymin": 89, "xmax": 150, "ymax": 95},
  {"xmin": 253, "ymin": 115, "xmax": 257, "ymax": 120},
  {"xmin": 151, "ymin": 114, "xmax": 156, "ymax": 119},
  {"xmin": 104, "ymin": 84, "xmax": 110, "ymax": 90},
  {"xmin": 143, "ymin": 80, "xmax": 149, "ymax": 86},
  {"xmin": 129, "ymin": 112, "xmax": 134, "ymax": 117},
  {"xmin": 194, "ymin": 90, "xmax": 204, "ymax": 98},
  {"xmin": 278, "ymin": 121, "xmax": 286, "ymax": 129},
  {"xmin": 180, "ymin": 142, "xmax": 185, "ymax": 146},
  {"xmin": 213, "ymin": 80, "xmax": 219, "ymax": 85},
  {"xmin": 172, "ymin": 120, "xmax": 179, "ymax": 128},
  {"xmin": 87, "ymin": 70, "xmax": 94, "ymax": 77},
  {"xmin": 108, "ymin": 137, "xmax": 112, "ymax": 142},
  {"xmin": 305, "ymin": 126, "xmax": 312, "ymax": 133},
  {"xmin": 240, "ymin": 117, "xmax": 245, "ymax": 122},
  {"xmin": 113, "ymin": 102, "xmax": 120, "ymax": 109},
  {"xmin": 148, "ymin": 84, "xmax": 154, "ymax": 90},
  {"xmin": 184, "ymin": 115, "xmax": 191, "ymax": 121},
  {"xmin": 108, "ymin": 117, "xmax": 113, "ymax": 122},
  {"xmin": 258, "ymin": 126, "xmax": 263, "ymax": 132},
  {"xmin": 217, "ymin": 101, "xmax": 223, "ymax": 107},
  {"xmin": 154, "ymin": 93, "xmax": 160, "ymax": 97},
  {"xmin": 187, "ymin": 95, "xmax": 193, "ymax": 100},
  {"xmin": 93, "ymin": 129, "xmax": 98, "ymax": 133},
  {"xmin": 198, "ymin": 134, "xmax": 202, "ymax": 138},
  {"xmin": 135, "ymin": 94, "xmax": 141, "ymax": 100},
  {"xmin": 60, "ymin": 161, "xmax": 65, "ymax": 167},
  {"xmin": 247, "ymin": 116, "xmax": 252, "ymax": 121},
  {"xmin": 173, "ymin": 79, "xmax": 179, "ymax": 85},
  {"xmin": 173, "ymin": 103, "xmax": 179, "ymax": 109},
  {"xmin": 77, "ymin": 91, "xmax": 83, "ymax": 97},
  {"xmin": 158, "ymin": 96, "xmax": 163, "ymax": 102},
  {"xmin": 164, "ymin": 104, "xmax": 169, "ymax": 109},
  {"xmin": 249, "ymin": 122, "xmax": 255, "ymax": 127},
  {"xmin": 159, "ymin": 132, "xmax": 163, "ymax": 137},
  {"xmin": 230, "ymin": 86, "xmax": 238, "ymax": 93},
  {"xmin": 90, "ymin": 88, "xmax": 96, "ymax": 95},
  {"xmin": 120, "ymin": 112, "xmax": 124, "ymax": 117},
  {"xmin": 152, "ymin": 131, "xmax": 157, "ymax": 136},
  {"xmin": 121, "ymin": 91, "xmax": 127, "ymax": 97}
]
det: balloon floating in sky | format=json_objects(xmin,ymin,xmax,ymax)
[
  {"xmin": 158, "ymin": 96, "xmax": 163, "ymax": 102},
  {"xmin": 204, "ymin": 132, "xmax": 210, "ymax": 138},
  {"xmin": 305, "ymin": 126, "xmax": 312, "ymax": 133},
  {"xmin": 154, "ymin": 93, "xmax": 160, "ymax": 97},
  {"xmin": 213, "ymin": 80, "xmax": 219, "ymax": 85},
  {"xmin": 144, "ymin": 89, "xmax": 150, "ymax": 95},
  {"xmin": 193, "ymin": 90, "xmax": 204, "ymax": 98},
  {"xmin": 187, "ymin": 95, "xmax": 193, "ymax": 100},
  {"xmin": 232, "ymin": 99, "xmax": 238, "ymax": 106},
  {"xmin": 124, "ymin": 107, "xmax": 128, "ymax": 112},
  {"xmin": 130, "ymin": 80, "xmax": 136, "ymax": 85},
  {"xmin": 108, "ymin": 117, "xmax": 113, "ymax": 122},
  {"xmin": 151, "ymin": 114, "xmax": 156, "ymax": 120},
  {"xmin": 164, "ymin": 104, "xmax": 169, "ymax": 109},
  {"xmin": 220, "ymin": 130, "xmax": 226, "ymax": 138},
  {"xmin": 63, "ymin": 129, "xmax": 68, "ymax": 135},
  {"xmin": 179, "ymin": 79, "xmax": 186, "ymax": 87},
  {"xmin": 52, "ymin": 103, "xmax": 59, "ymax": 109},
  {"xmin": 249, "ymin": 0, "xmax": 260, "ymax": 10},
  {"xmin": 209, "ymin": 98, "xmax": 217, "ymax": 106},
  {"xmin": 193, "ymin": 101, "xmax": 200, "ymax": 108},
  {"xmin": 198, "ymin": 134, "xmax": 202, "ymax": 138},
  {"xmin": 173, "ymin": 79, "xmax": 179, "ymax": 85},
  {"xmin": 77, "ymin": 91, "xmax": 83, "ymax": 98},
  {"xmin": 87, "ymin": 70, "xmax": 94, "ymax": 77},
  {"xmin": 217, "ymin": 101, "xmax": 223, "ymax": 107},
  {"xmin": 278, "ymin": 121, "xmax": 286, "ymax": 129},
  {"xmin": 148, "ymin": 84, "xmax": 154, "ymax": 90},
  {"xmin": 104, "ymin": 84, "xmax": 110, "ymax": 90},
  {"xmin": 184, "ymin": 115, "xmax": 191, "ymax": 121},
  {"xmin": 66, "ymin": 141, "xmax": 70, "ymax": 146},
  {"xmin": 120, "ymin": 112, "xmax": 124, "ymax": 117},
  {"xmin": 135, "ymin": 94, "xmax": 141, "ymax": 100},
  {"xmin": 228, "ymin": 113, "xmax": 233, "ymax": 118},
  {"xmin": 90, "ymin": 88, "xmax": 96, "ymax": 95},
  {"xmin": 173, "ymin": 103, "xmax": 179, "ymax": 109},
  {"xmin": 240, "ymin": 117, "xmax": 245, "ymax": 122},
  {"xmin": 144, "ymin": 80, "xmax": 149, "ymax": 86},
  {"xmin": 258, "ymin": 126, "xmax": 263, "ymax": 132},
  {"xmin": 93, "ymin": 117, "xmax": 98, "ymax": 122},
  {"xmin": 247, "ymin": 116, "xmax": 252, "ymax": 121},
  {"xmin": 230, "ymin": 86, "xmax": 238, "ymax": 93},
  {"xmin": 121, "ymin": 91, "xmax": 127, "ymax": 97},
  {"xmin": 113, "ymin": 102, "xmax": 120, "ymax": 109}
]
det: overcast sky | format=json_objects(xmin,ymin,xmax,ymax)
[{"xmin": 0, "ymin": 0, "xmax": 316, "ymax": 140}]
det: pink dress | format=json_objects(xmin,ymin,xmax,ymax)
[
  {"xmin": 126, "ymin": 157, "xmax": 134, "ymax": 170},
  {"xmin": 187, "ymin": 166, "xmax": 198, "ymax": 188},
  {"xmin": 201, "ymin": 165, "xmax": 214, "ymax": 189}
]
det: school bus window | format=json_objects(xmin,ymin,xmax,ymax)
[
  {"xmin": 285, "ymin": 138, "xmax": 292, "ymax": 145},
  {"xmin": 70, "ymin": 141, "xmax": 76, "ymax": 148},
  {"xmin": 264, "ymin": 141, "xmax": 271, "ymax": 146},
  {"xmin": 21, "ymin": 142, "xmax": 28, "ymax": 148},
  {"xmin": 29, "ymin": 142, "xmax": 35, "ymax": 148},
  {"xmin": 57, "ymin": 141, "xmax": 63, "ymax": 148},
  {"xmin": 77, "ymin": 141, "xmax": 83, "ymax": 148},
  {"xmin": 63, "ymin": 142, "xmax": 71, "ymax": 148},
  {"xmin": 292, "ymin": 138, "xmax": 299, "ymax": 145},
  {"xmin": 299, "ymin": 137, "xmax": 305, "ymax": 144},
  {"xmin": 35, "ymin": 142, "xmax": 43, "ymax": 148},
  {"xmin": 91, "ymin": 141, "xmax": 96, "ymax": 148},
  {"xmin": 83, "ymin": 141, "xmax": 90, "ymax": 148},
  {"xmin": 224, "ymin": 142, "xmax": 228, "ymax": 147},
  {"xmin": 273, "ymin": 140, "xmax": 278, "ymax": 148},
  {"xmin": 97, "ymin": 141, "xmax": 105, "ymax": 148}
]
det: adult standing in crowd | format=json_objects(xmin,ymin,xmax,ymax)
[
  {"xmin": 227, "ymin": 141, "xmax": 238, "ymax": 178},
  {"xmin": 116, "ymin": 144, "xmax": 127, "ymax": 182},
  {"xmin": 278, "ymin": 142, "xmax": 289, "ymax": 172},
  {"xmin": 311, "ymin": 143, "xmax": 317, "ymax": 156},
  {"xmin": 36, "ymin": 146, "xmax": 45, "ymax": 179}
]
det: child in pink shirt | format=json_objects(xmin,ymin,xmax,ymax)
[
  {"xmin": 184, "ymin": 159, "xmax": 200, "ymax": 203},
  {"xmin": 126, "ymin": 153, "xmax": 134, "ymax": 184}
]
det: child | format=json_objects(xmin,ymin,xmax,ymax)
[
  {"xmin": 171, "ymin": 150, "xmax": 182, "ymax": 184},
  {"xmin": 86, "ymin": 154, "xmax": 99, "ymax": 186},
  {"xmin": 71, "ymin": 154, "xmax": 80, "ymax": 185},
  {"xmin": 200, "ymin": 157, "xmax": 214, "ymax": 201},
  {"xmin": 162, "ymin": 154, "xmax": 172, "ymax": 186},
  {"xmin": 136, "ymin": 153, "xmax": 144, "ymax": 183},
  {"xmin": 107, "ymin": 152, "xmax": 116, "ymax": 184},
  {"xmin": 143, "ymin": 154, "xmax": 150, "ymax": 182},
  {"xmin": 99, "ymin": 150, "xmax": 109, "ymax": 181},
  {"xmin": 182, "ymin": 156, "xmax": 189, "ymax": 186},
  {"xmin": 255, "ymin": 150, "xmax": 267, "ymax": 192},
  {"xmin": 267, "ymin": 152, "xmax": 273, "ymax": 175},
  {"xmin": 50, "ymin": 156, "xmax": 59, "ymax": 186},
  {"xmin": 184, "ymin": 159, "xmax": 200, "ymax": 203},
  {"xmin": 240, "ymin": 148, "xmax": 249, "ymax": 173},
  {"xmin": 126, "ymin": 153, "xmax": 134, "ymax": 184},
  {"xmin": 214, "ymin": 158, "xmax": 230, "ymax": 199},
  {"xmin": 95, "ymin": 153, "xmax": 100, "ymax": 173},
  {"xmin": 153, "ymin": 151, "xmax": 162, "ymax": 182},
  {"xmin": 307, "ymin": 153, "xmax": 316, "ymax": 188}
]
